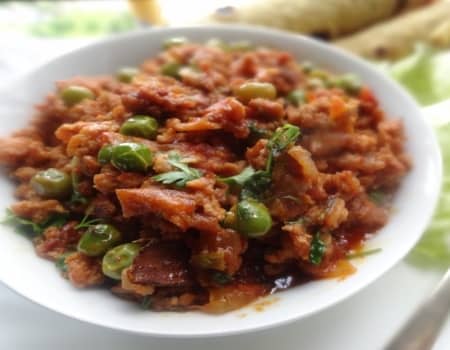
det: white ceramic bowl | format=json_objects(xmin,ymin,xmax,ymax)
[{"xmin": 0, "ymin": 26, "xmax": 442, "ymax": 337}]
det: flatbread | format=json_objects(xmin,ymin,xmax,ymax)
[{"xmin": 335, "ymin": 1, "xmax": 450, "ymax": 59}]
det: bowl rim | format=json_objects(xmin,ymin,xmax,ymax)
[{"xmin": 0, "ymin": 24, "xmax": 442, "ymax": 338}]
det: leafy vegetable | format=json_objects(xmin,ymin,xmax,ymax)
[
  {"xmin": 55, "ymin": 252, "xmax": 73, "ymax": 273},
  {"xmin": 368, "ymin": 190, "xmax": 385, "ymax": 205},
  {"xmin": 240, "ymin": 170, "xmax": 272, "ymax": 200},
  {"xmin": 141, "ymin": 296, "xmax": 153, "ymax": 309},
  {"xmin": 381, "ymin": 44, "xmax": 450, "ymax": 106},
  {"xmin": 346, "ymin": 248, "xmax": 382, "ymax": 260},
  {"xmin": 237, "ymin": 124, "xmax": 300, "ymax": 200},
  {"xmin": 408, "ymin": 123, "xmax": 450, "ymax": 267},
  {"xmin": 43, "ymin": 214, "xmax": 69, "ymax": 230},
  {"xmin": 218, "ymin": 166, "xmax": 256, "ymax": 187},
  {"xmin": 212, "ymin": 271, "xmax": 233, "ymax": 285},
  {"xmin": 266, "ymin": 124, "xmax": 301, "ymax": 171},
  {"xmin": 309, "ymin": 233, "xmax": 326, "ymax": 265},
  {"xmin": 75, "ymin": 213, "xmax": 103, "ymax": 230},
  {"xmin": 28, "ymin": 11, "xmax": 136, "ymax": 38},
  {"xmin": 248, "ymin": 122, "xmax": 272, "ymax": 141},
  {"xmin": 2, "ymin": 209, "xmax": 68, "ymax": 235},
  {"xmin": 70, "ymin": 157, "xmax": 89, "ymax": 206},
  {"xmin": 152, "ymin": 151, "xmax": 203, "ymax": 188}
]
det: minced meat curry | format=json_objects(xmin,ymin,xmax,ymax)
[{"xmin": 0, "ymin": 38, "xmax": 410, "ymax": 313}]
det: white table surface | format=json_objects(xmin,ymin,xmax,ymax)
[{"xmin": 1, "ymin": 35, "xmax": 449, "ymax": 350}]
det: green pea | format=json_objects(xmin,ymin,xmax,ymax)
[
  {"xmin": 110, "ymin": 142, "xmax": 153, "ymax": 172},
  {"xmin": 102, "ymin": 243, "xmax": 140, "ymax": 280},
  {"xmin": 286, "ymin": 89, "xmax": 306, "ymax": 106},
  {"xmin": 191, "ymin": 251, "xmax": 225, "ymax": 270},
  {"xmin": 120, "ymin": 115, "xmax": 159, "ymax": 139},
  {"xmin": 30, "ymin": 168, "xmax": 72, "ymax": 199},
  {"xmin": 60, "ymin": 85, "xmax": 94, "ymax": 107},
  {"xmin": 227, "ymin": 41, "xmax": 254, "ymax": 52},
  {"xmin": 329, "ymin": 74, "xmax": 362, "ymax": 94},
  {"xmin": 310, "ymin": 69, "xmax": 330, "ymax": 81},
  {"xmin": 307, "ymin": 78, "xmax": 326, "ymax": 90},
  {"xmin": 161, "ymin": 62, "xmax": 183, "ymax": 79},
  {"xmin": 206, "ymin": 38, "xmax": 229, "ymax": 50},
  {"xmin": 77, "ymin": 224, "xmax": 121, "ymax": 257},
  {"xmin": 97, "ymin": 145, "xmax": 113, "ymax": 164},
  {"xmin": 163, "ymin": 37, "xmax": 188, "ymax": 49},
  {"xmin": 227, "ymin": 199, "xmax": 272, "ymax": 238},
  {"xmin": 235, "ymin": 82, "xmax": 277, "ymax": 102},
  {"xmin": 116, "ymin": 67, "xmax": 139, "ymax": 83},
  {"xmin": 301, "ymin": 61, "xmax": 315, "ymax": 73}
]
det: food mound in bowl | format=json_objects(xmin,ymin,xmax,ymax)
[{"xmin": 0, "ymin": 38, "xmax": 410, "ymax": 313}]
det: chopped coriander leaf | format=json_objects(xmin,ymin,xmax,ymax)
[
  {"xmin": 346, "ymin": 248, "xmax": 382, "ymax": 260},
  {"xmin": 286, "ymin": 216, "xmax": 309, "ymax": 225},
  {"xmin": 55, "ymin": 252, "xmax": 73, "ymax": 273},
  {"xmin": 240, "ymin": 170, "xmax": 272, "ymax": 200},
  {"xmin": 2, "ymin": 209, "xmax": 42, "ymax": 234},
  {"xmin": 309, "ymin": 233, "xmax": 326, "ymax": 265},
  {"xmin": 212, "ymin": 271, "xmax": 233, "ymax": 285},
  {"xmin": 153, "ymin": 171, "xmax": 193, "ymax": 187},
  {"xmin": 70, "ymin": 157, "xmax": 89, "ymax": 206},
  {"xmin": 152, "ymin": 151, "xmax": 202, "ymax": 188},
  {"xmin": 75, "ymin": 213, "xmax": 103, "ymax": 230},
  {"xmin": 248, "ymin": 122, "xmax": 272, "ymax": 141},
  {"xmin": 1, "ymin": 210, "xmax": 69, "ymax": 235},
  {"xmin": 41, "ymin": 213, "xmax": 69, "ymax": 229},
  {"xmin": 368, "ymin": 190, "xmax": 385, "ymax": 205},
  {"xmin": 70, "ymin": 192, "xmax": 89, "ymax": 206},
  {"xmin": 267, "ymin": 124, "xmax": 301, "ymax": 158},
  {"xmin": 237, "ymin": 124, "xmax": 300, "ymax": 200},
  {"xmin": 266, "ymin": 124, "xmax": 301, "ymax": 171},
  {"xmin": 279, "ymin": 195, "xmax": 301, "ymax": 203},
  {"xmin": 219, "ymin": 166, "xmax": 255, "ymax": 187},
  {"xmin": 286, "ymin": 89, "xmax": 305, "ymax": 106},
  {"xmin": 141, "ymin": 296, "xmax": 153, "ymax": 309}
]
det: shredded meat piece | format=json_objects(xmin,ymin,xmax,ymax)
[
  {"xmin": 120, "ymin": 268, "xmax": 155, "ymax": 296},
  {"xmin": 10, "ymin": 200, "xmax": 66, "ymax": 223},
  {"xmin": 346, "ymin": 194, "xmax": 388, "ymax": 231},
  {"xmin": 89, "ymin": 195, "xmax": 117, "ymax": 218},
  {"xmin": 246, "ymin": 139, "xmax": 269, "ymax": 170},
  {"xmin": 65, "ymin": 252, "xmax": 105, "ymax": 288},
  {"xmin": 0, "ymin": 137, "xmax": 66, "ymax": 168},
  {"xmin": 94, "ymin": 166, "xmax": 145, "ymax": 194},
  {"xmin": 287, "ymin": 146, "xmax": 319, "ymax": 181},
  {"xmin": 322, "ymin": 171, "xmax": 363, "ymax": 200},
  {"xmin": 117, "ymin": 183, "xmax": 225, "ymax": 233},
  {"xmin": 323, "ymin": 197, "xmax": 348, "ymax": 230},
  {"xmin": 122, "ymin": 76, "xmax": 209, "ymax": 118},
  {"xmin": 281, "ymin": 222, "xmax": 312, "ymax": 261},
  {"xmin": 35, "ymin": 222, "xmax": 81, "ymax": 259},
  {"xmin": 117, "ymin": 187, "xmax": 196, "ymax": 229},
  {"xmin": 204, "ymin": 97, "xmax": 248, "ymax": 138},
  {"xmin": 247, "ymin": 98, "xmax": 285, "ymax": 120},
  {"xmin": 12, "ymin": 167, "xmax": 39, "ymax": 182},
  {"xmin": 128, "ymin": 243, "xmax": 193, "ymax": 287},
  {"xmin": 302, "ymin": 131, "xmax": 378, "ymax": 157}
]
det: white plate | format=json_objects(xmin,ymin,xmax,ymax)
[{"xmin": 0, "ymin": 25, "xmax": 442, "ymax": 337}]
